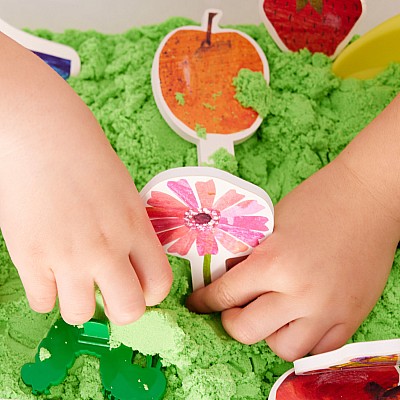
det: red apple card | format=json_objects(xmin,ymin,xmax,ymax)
[
  {"xmin": 269, "ymin": 339, "xmax": 400, "ymax": 400},
  {"xmin": 0, "ymin": 17, "xmax": 80, "ymax": 79},
  {"xmin": 140, "ymin": 167, "xmax": 274, "ymax": 290},
  {"xmin": 259, "ymin": 0, "xmax": 366, "ymax": 58},
  {"xmin": 151, "ymin": 9, "xmax": 270, "ymax": 164}
]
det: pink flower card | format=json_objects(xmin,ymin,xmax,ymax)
[
  {"xmin": 140, "ymin": 167, "xmax": 274, "ymax": 290},
  {"xmin": 151, "ymin": 9, "xmax": 270, "ymax": 164},
  {"xmin": 269, "ymin": 340, "xmax": 400, "ymax": 400}
]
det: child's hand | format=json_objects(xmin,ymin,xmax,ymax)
[
  {"xmin": 0, "ymin": 33, "xmax": 172, "ymax": 326},
  {"xmin": 187, "ymin": 157, "xmax": 400, "ymax": 361}
]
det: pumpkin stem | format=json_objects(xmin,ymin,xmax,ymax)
[{"xmin": 204, "ymin": 12, "xmax": 218, "ymax": 46}]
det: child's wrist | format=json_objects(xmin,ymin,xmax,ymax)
[
  {"xmin": 336, "ymin": 146, "xmax": 400, "ymax": 241},
  {"xmin": 335, "ymin": 95, "xmax": 400, "ymax": 228}
]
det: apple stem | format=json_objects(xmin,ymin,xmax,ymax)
[{"xmin": 204, "ymin": 12, "xmax": 218, "ymax": 47}]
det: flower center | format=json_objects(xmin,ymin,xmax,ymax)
[
  {"xmin": 194, "ymin": 213, "xmax": 212, "ymax": 224},
  {"xmin": 184, "ymin": 208, "xmax": 220, "ymax": 231}
]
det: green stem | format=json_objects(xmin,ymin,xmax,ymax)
[{"xmin": 203, "ymin": 254, "xmax": 212, "ymax": 286}]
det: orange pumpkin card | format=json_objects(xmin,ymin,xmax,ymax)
[{"xmin": 152, "ymin": 9, "xmax": 269, "ymax": 164}]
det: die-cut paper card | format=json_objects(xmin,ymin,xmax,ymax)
[
  {"xmin": 0, "ymin": 17, "xmax": 80, "ymax": 79},
  {"xmin": 269, "ymin": 367, "xmax": 400, "ymax": 400},
  {"xmin": 332, "ymin": 13, "xmax": 400, "ymax": 79},
  {"xmin": 269, "ymin": 339, "xmax": 400, "ymax": 400},
  {"xmin": 151, "ymin": 9, "xmax": 270, "ymax": 164},
  {"xmin": 141, "ymin": 167, "xmax": 274, "ymax": 291},
  {"xmin": 294, "ymin": 339, "xmax": 400, "ymax": 375},
  {"xmin": 259, "ymin": 0, "xmax": 366, "ymax": 58}
]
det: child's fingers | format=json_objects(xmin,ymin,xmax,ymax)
[
  {"xmin": 18, "ymin": 268, "xmax": 57, "ymax": 313},
  {"xmin": 128, "ymin": 219, "xmax": 173, "ymax": 306},
  {"xmin": 56, "ymin": 271, "xmax": 96, "ymax": 325},
  {"xmin": 310, "ymin": 323, "xmax": 355, "ymax": 355},
  {"xmin": 186, "ymin": 255, "xmax": 273, "ymax": 313},
  {"xmin": 220, "ymin": 292, "xmax": 302, "ymax": 345},
  {"xmin": 129, "ymin": 250, "xmax": 172, "ymax": 307},
  {"xmin": 265, "ymin": 317, "xmax": 334, "ymax": 362},
  {"xmin": 95, "ymin": 257, "xmax": 146, "ymax": 326}
]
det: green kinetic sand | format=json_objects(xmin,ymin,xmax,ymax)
[{"xmin": 1, "ymin": 17, "xmax": 400, "ymax": 399}]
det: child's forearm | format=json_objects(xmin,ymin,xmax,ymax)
[
  {"xmin": 0, "ymin": 33, "xmax": 101, "ymax": 154},
  {"xmin": 337, "ymin": 94, "xmax": 400, "ymax": 226},
  {"xmin": 0, "ymin": 33, "xmax": 173, "ymax": 325}
]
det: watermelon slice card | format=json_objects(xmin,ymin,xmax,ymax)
[{"xmin": 269, "ymin": 340, "xmax": 400, "ymax": 400}]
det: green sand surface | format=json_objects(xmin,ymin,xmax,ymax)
[{"xmin": 1, "ymin": 17, "xmax": 400, "ymax": 399}]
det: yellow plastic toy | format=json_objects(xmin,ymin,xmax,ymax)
[{"xmin": 332, "ymin": 13, "xmax": 400, "ymax": 79}]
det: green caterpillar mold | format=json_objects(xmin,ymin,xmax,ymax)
[{"xmin": 21, "ymin": 319, "xmax": 166, "ymax": 400}]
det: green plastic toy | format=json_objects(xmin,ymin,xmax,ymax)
[{"xmin": 21, "ymin": 319, "xmax": 167, "ymax": 400}]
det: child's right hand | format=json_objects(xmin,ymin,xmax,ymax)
[
  {"xmin": 0, "ymin": 33, "xmax": 172, "ymax": 326},
  {"xmin": 187, "ymin": 156, "xmax": 400, "ymax": 361},
  {"xmin": 187, "ymin": 94, "xmax": 400, "ymax": 361}
]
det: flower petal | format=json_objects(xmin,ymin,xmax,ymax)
[
  {"xmin": 146, "ymin": 207, "xmax": 186, "ymax": 219},
  {"xmin": 196, "ymin": 230, "xmax": 219, "ymax": 256},
  {"xmin": 213, "ymin": 189, "xmax": 245, "ymax": 211},
  {"xmin": 151, "ymin": 218, "xmax": 185, "ymax": 233},
  {"xmin": 168, "ymin": 229, "xmax": 197, "ymax": 256},
  {"xmin": 147, "ymin": 191, "xmax": 188, "ymax": 210},
  {"xmin": 167, "ymin": 179, "xmax": 199, "ymax": 209},
  {"xmin": 219, "ymin": 216, "xmax": 269, "ymax": 231},
  {"xmin": 195, "ymin": 180, "xmax": 216, "ymax": 209},
  {"xmin": 215, "ymin": 229, "xmax": 249, "ymax": 254},
  {"xmin": 157, "ymin": 225, "xmax": 190, "ymax": 246},
  {"xmin": 217, "ymin": 224, "xmax": 266, "ymax": 247},
  {"xmin": 221, "ymin": 200, "xmax": 265, "ymax": 219}
]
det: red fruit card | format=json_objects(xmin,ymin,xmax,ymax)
[
  {"xmin": 259, "ymin": 0, "xmax": 366, "ymax": 58},
  {"xmin": 269, "ymin": 340, "xmax": 400, "ymax": 400}
]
